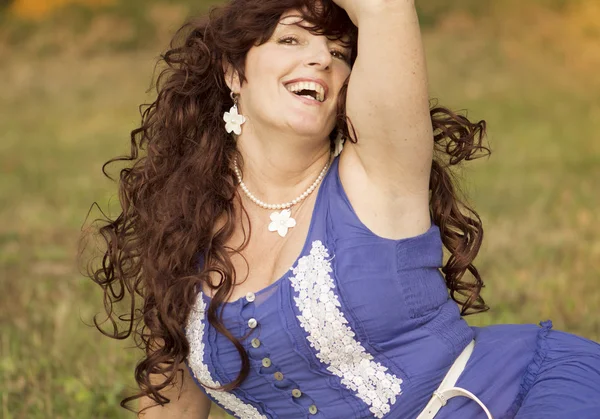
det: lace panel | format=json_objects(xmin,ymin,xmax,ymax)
[
  {"xmin": 289, "ymin": 240, "xmax": 403, "ymax": 418},
  {"xmin": 186, "ymin": 294, "xmax": 268, "ymax": 419}
]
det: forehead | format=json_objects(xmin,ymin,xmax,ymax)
[
  {"xmin": 278, "ymin": 9, "xmax": 311, "ymax": 28},
  {"xmin": 275, "ymin": 9, "xmax": 352, "ymax": 44}
]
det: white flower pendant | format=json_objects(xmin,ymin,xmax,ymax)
[
  {"xmin": 268, "ymin": 209, "xmax": 297, "ymax": 237},
  {"xmin": 223, "ymin": 104, "xmax": 246, "ymax": 135}
]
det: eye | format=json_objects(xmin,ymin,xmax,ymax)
[
  {"xmin": 330, "ymin": 49, "xmax": 349, "ymax": 61},
  {"xmin": 278, "ymin": 34, "xmax": 350, "ymax": 62},
  {"xmin": 278, "ymin": 35, "xmax": 299, "ymax": 45}
]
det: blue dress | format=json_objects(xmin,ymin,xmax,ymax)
[{"xmin": 185, "ymin": 157, "xmax": 600, "ymax": 418}]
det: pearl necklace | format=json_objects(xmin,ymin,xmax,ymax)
[{"xmin": 233, "ymin": 159, "xmax": 330, "ymax": 237}]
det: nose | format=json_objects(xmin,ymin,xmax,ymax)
[{"xmin": 305, "ymin": 39, "xmax": 332, "ymax": 70}]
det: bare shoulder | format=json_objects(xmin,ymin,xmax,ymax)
[
  {"xmin": 338, "ymin": 148, "xmax": 431, "ymax": 240},
  {"xmin": 138, "ymin": 364, "xmax": 211, "ymax": 419}
]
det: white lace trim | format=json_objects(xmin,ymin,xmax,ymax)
[
  {"xmin": 186, "ymin": 294, "xmax": 268, "ymax": 419},
  {"xmin": 289, "ymin": 240, "xmax": 403, "ymax": 418}
]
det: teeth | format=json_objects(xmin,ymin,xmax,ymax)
[{"xmin": 285, "ymin": 81, "xmax": 325, "ymax": 102}]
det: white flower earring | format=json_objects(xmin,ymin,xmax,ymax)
[
  {"xmin": 223, "ymin": 91, "xmax": 246, "ymax": 135},
  {"xmin": 334, "ymin": 131, "xmax": 345, "ymax": 157}
]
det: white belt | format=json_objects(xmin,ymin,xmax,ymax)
[{"xmin": 416, "ymin": 340, "xmax": 493, "ymax": 419}]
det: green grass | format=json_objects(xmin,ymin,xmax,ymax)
[{"xmin": 1, "ymin": 1, "xmax": 599, "ymax": 418}]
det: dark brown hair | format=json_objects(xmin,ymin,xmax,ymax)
[{"xmin": 82, "ymin": 0, "xmax": 489, "ymax": 412}]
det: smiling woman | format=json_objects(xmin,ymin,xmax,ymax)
[{"xmin": 83, "ymin": 0, "xmax": 600, "ymax": 418}]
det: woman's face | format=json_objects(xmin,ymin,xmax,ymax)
[{"xmin": 235, "ymin": 10, "xmax": 352, "ymax": 141}]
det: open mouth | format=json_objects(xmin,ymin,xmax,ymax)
[{"xmin": 284, "ymin": 81, "xmax": 326, "ymax": 103}]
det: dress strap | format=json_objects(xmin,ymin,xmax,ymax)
[{"xmin": 416, "ymin": 340, "xmax": 493, "ymax": 419}]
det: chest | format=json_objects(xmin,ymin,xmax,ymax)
[
  {"xmin": 203, "ymin": 197, "xmax": 316, "ymax": 303},
  {"xmin": 190, "ymin": 237, "xmax": 438, "ymax": 418}
]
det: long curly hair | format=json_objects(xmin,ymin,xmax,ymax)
[{"xmin": 82, "ymin": 0, "xmax": 489, "ymax": 412}]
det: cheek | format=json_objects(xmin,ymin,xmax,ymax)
[
  {"xmin": 332, "ymin": 63, "xmax": 351, "ymax": 88},
  {"xmin": 244, "ymin": 56, "xmax": 287, "ymax": 96},
  {"xmin": 330, "ymin": 72, "xmax": 351, "ymax": 111},
  {"xmin": 339, "ymin": 66, "xmax": 352, "ymax": 85}
]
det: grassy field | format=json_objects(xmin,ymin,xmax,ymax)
[{"xmin": 1, "ymin": 1, "xmax": 599, "ymax": 418}]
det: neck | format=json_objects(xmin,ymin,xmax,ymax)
[{"xmin": 235, "ymin": 126, "xmax": 332, "ymax": 206}]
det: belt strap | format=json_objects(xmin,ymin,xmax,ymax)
[{"xmin": 416, "ymin": 340, "xmax": 493, "ymax": 419}]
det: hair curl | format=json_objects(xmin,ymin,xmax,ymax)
[{"xmin": 82, "ymin": 0, "xmax": 489, "ymax": 412}]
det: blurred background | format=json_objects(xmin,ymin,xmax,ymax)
[{"xmin": 1, "ymin": 0, "xmax": 599, "ymax": 417}]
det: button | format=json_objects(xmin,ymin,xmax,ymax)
[
  {"xmin": 251, "ymin": 338, "xmax": 261, "ymax": 348},
  {"xmin": 309, "ymin": 404, "xmax": 318, "ymax": 415},
  {"xmin": 274, "ymin": 371, "xmax": 284, "ymax": 381},
  {"xmin": 262, "ymin": 357, "xmax": 272, "ymax": 368},
  {"xmin": 247, "ymin": 318, "xmax": 258, "ymax": 329},
  {"xmin": 245, "ymin": 292, "xmax": 256, "ymax": 302},
  {"xmin": 292, "ymin": 388, "xmax": 302, "ymax": 398}
]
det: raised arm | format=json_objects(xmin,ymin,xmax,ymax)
[{"xmin": 335, "ymin": 0, "xmax": 433, "ymax": 237}]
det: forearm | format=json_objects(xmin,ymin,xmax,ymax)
[
  {"xmin": 346, "ymin": 0, "xmax": 432, "ymax": 183},
  {"xmin": 353, "ymin": 0, "xmax": 430, "ymax": 136},
  {"xmin": 138, "ymin": 392, "xmax": 211, "ymax": 419},
  {"xmin": 138, "ymin": 364, "xmax": 211, "ymax": 419}
]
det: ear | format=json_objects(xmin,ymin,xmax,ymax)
[{"xmin": 223, "ymin": 61, "xmax": 241, "ymax": 93}]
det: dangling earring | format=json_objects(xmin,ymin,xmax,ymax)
[
  {"xmin": 334, "ymin": 131, "xmax": 345, "ymax": 157},
  {"xmin": 223, "ymin": 91, "xmax": 246, "ymax": 135}
]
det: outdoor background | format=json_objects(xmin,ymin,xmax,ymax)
[{"xmin": 1, "ymin": 0, "xmax": 599, "ymax": 418}]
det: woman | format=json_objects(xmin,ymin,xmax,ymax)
[{"xmin": 87, "ymin": 0, "xmax": 600, "ymax": 418}]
